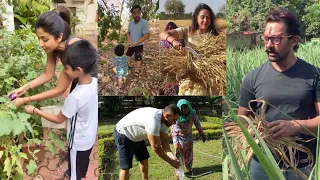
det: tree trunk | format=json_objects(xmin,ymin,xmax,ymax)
[{"xmin": 118, "ymin": 0, "xmax": 125, "ymax": 35}]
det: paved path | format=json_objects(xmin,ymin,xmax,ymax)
[{"xmin": 23, "ymin": 137, "xmax": 98, "ymax": 180}]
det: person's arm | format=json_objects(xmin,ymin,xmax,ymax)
[
  {"xmin": 159, "ymin": 29, "xmax": 180, "ymax": 42},
  {"xmin": 147, "ymin": 133, "xmax": 179, "ymax": 168},
  {"xmin": 160, "ymin": 131, "xmax": 175, "ymax": 159},
  {"xmin": 159, "ymin": 28, "xmax": 184, "ymax": 49},
  {"xmin": 192, "ymin": 114, "xmax": 206, "ymax": 142},
  {"xmin": 127, "ymin": 32, "xmax": 131, "ymax": 45},
  {"xmin": 293, "ymin": 105, "xmax": 320, "ymax": 135},
  {"xmin": 268, "ymin": 103, "xmax": 320, "ymax": 138},
  {"xmin": 14, "ymin": 70, "xmax": 72, "ymax": 107},
  {"xmin": 193, "ymin": 114, "xmax": 204, "ymax": 134},
  {"xmin": 25, "ymin": 105, "xmax": 67, "ymax": 124}
]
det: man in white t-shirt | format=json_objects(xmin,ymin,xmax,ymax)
[
  {"xmin": 24, "ymin": 40, "xmax": 98, "ymax": 180},
  {"xmin": 114, "ymin": 104, "xmax": 181, "ymax": 180}
]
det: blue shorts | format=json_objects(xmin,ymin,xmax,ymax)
[
  {"xmin": 116, "ymin": 68, "xmax": 128, "ymax": 79},
  {"xmin": 113, "ymin": 128, "xmax": 150, "ymax": 169}
]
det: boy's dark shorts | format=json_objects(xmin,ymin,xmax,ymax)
[
  {"xmin": 126, "ymin": 45, "xmax": 143, "ymax": 61},
  {"xmin": 114, "ymin": 128, "xmax": 150, "ymax": 169},
  {"xmin": 68, "ymin": 146, "xmax": 93, "ymax": 180}
]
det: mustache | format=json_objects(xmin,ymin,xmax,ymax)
[{"xmin": 265, "ymin": 48, "xmax": 277, "ymax": 54}]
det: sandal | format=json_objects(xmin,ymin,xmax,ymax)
[{"xmin": 65, "ymin": 169, "xmax": 70, "ymax": 178}]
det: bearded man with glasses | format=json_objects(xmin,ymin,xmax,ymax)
[{"xmin": 225, "ymin": 7, "xmax": 320, "ymax": 180}]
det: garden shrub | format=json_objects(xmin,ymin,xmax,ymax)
[
  {"xmin": 192, "ymin": 129, "xmax": 222, "ymax": 140},
  {"xmin": 192, "ymin": 124, "xmax": 222, "ymax": 131},
  {"xmin": 98, "ymin": 137, "xmax": 117, "ymax": 180},
  {"xmin": 97, "ymin": 130, "xmax": 114, "ymax": 139},
  {"xmin": 198, "ymin": 116, "xmax": 222, "ymax": 124}
]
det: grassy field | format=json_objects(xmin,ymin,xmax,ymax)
[
  {"xmin": 128, "ymin": 140, "xmax": 222, "ymax": 180},
  {"xmin": 98, "ymin": 119, "xmax": 222, "ymax": 179},
  {"xmin": 159, "ymin": 19, "xmax": 226, "ymax": 32},
  {"xmin": 226, "ymin": 43, "xmax": 320, "ymax": 106}
]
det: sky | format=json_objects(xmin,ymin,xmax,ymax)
[{"xmin": 159, "ymin": 0, "xmax": 226, "ymax": 14}]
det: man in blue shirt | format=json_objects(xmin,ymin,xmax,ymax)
[{"xmin": 126, "ymin": 4, "xmax": 150, "ymax": 76}]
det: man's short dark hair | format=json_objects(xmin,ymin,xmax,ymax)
[
  {"xmin": 61, "ymin": 39, "xmax": 97, "ymax": 74},
  {"xmin": 265, "ymin": 7, "xmax": 301, "ymax": 51},
  {"xmin": 114, "ymin": 44, "xmax": 125, "ymax": 56},
  {"xmin": 131, "ymin": 4, "xmax": 141, "ymax": 13},
  {"xmin": 163, "ymin": 104, "xmax": 181, "ymax": 116}
]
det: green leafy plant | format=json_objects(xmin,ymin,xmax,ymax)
[
  {"xmin": 13, "ymin": 0, "xmax": 51, "ymax": 28},
  {"xmin": 302, "ymin": 3, "xmax": 320, "ymax": 37},
  {"xmin": 98, "ymin": 3, "xmax": 121, "ymax": 48},
  {"xmin": 0, "ymin": 25, "xmax": 64, "ymax": 178}
]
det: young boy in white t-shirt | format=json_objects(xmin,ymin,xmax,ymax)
[{"xmin": 24, "ymin": 40, "xmax": 98, "ymax": 180}]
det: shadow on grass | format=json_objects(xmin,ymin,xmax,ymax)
[{"xmin": 185, "ymin": 164, "xmax": 222, "ymax": 178}]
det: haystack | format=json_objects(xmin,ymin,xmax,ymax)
[
  {"xmin": 227, "ymin": 99, "xmax": 314, "ymax": 180},
  {"xmin": 160, "ymin": 31, "xmax": 226, "ymax": 96}
]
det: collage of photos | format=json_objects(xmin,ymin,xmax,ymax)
[{"xmin": 0, "ymin": 0, "xmax": 320, "ymax": 180}]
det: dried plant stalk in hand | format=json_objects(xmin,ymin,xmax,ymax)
[
  {"xmin": 227, "ymin": 99, "xmax": 313, "ymax": 180},
  {"xmin": 160, "ymin": 31, "xmax": 226, "ymax": 96}
]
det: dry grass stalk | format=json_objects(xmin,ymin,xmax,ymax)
[
  {"xmin": 227, "ymin": 99, "xmax": 313, "ymax": 180},
  {"xmin": 160, "ymin": 31, "xmax": 226, "ymax": 96}
]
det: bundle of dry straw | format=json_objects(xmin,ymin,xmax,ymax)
[
  {"xmin": 227, "ymin": 99, "xmax": 313, "ymax": 180},
  {"xmin": 160, "ymin": 31, "xmax": 226, "ymax": 96}
]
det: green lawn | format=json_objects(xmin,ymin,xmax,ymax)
[
  {"xmin": 98, "ymin": 120, "xmax": 118, "ymax": 133},
  {"xmin": 126, "ymin": 140, "xmax": 222, "ymax": 180}
]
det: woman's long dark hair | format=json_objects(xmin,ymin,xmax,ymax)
[
  {"xmin": 35, "ymin": 5, "xmax": 71, "ymax": 42},
  {"xmin": 191, "ymin": 3, "xmax": 219, "ymax": 36}
]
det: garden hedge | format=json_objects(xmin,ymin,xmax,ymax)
[
  {"xmin": 192, "ymin": 124, "xmax": 222, "ymax": 131},
  {"xmin": 198, "ymin": 116, "xmax": 222, "ymax": 124},
  {"xmin": 98, "ymin": 137, "xmax": 117, "ymax": 180},
  {"xmin": 97, "ymin": 131, "xmax": 114, "ymax": 139}
]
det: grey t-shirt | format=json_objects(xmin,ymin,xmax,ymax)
[
  {"xmin": 128, "ymin": 18, "xmax": 149, "ymax": 46},
  {"xmin": 240, "ymin": 58, "xmax": 320, "ymax": 167}
]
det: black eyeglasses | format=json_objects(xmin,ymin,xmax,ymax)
[{"xmin": 260, "ymin": 35, "xmax": 293, "ymax": 45}]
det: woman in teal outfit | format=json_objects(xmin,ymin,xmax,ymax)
[{"xmin": 171, "ymin": 99, "xmax": 206, "ymax": 174}]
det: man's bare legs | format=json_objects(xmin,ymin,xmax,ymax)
[
  {"xmin": 139, "ymin": 159, "xmax": 148, "ymax": 180},
  {"xmin": 120, "ymin": 168, "xmax": 130, "ymax": 180},
  {"xmin": 135, "ymin": 61, "xmax": 142, "ymax": 73},
  {"xmin": 127, "ymin": 56, "xmax": 133, "ymax": 68}
]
